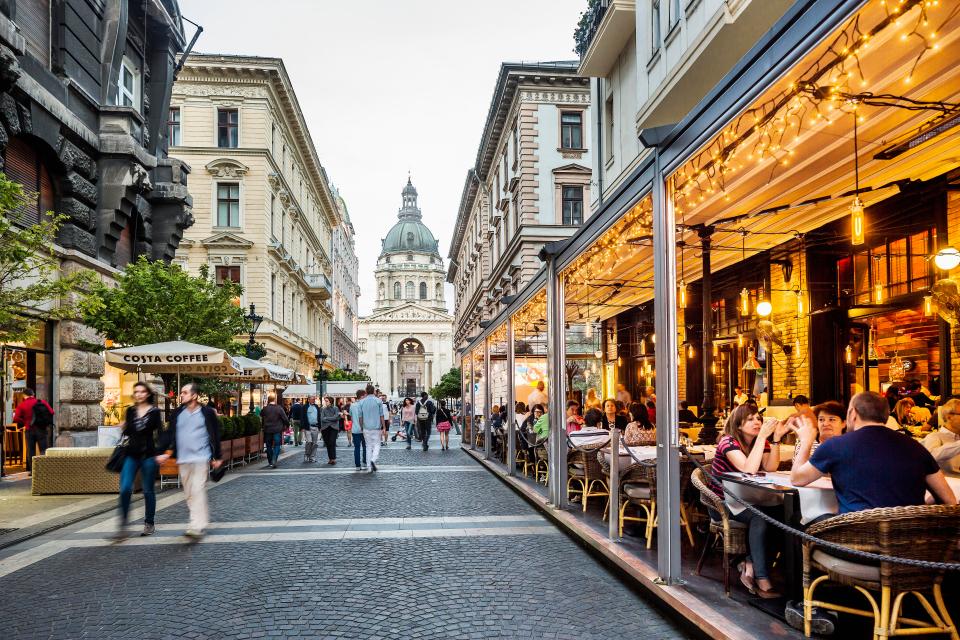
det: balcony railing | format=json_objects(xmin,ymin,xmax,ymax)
[
  {"xmin": 305, "ymin": 273, "xmax": 332, "ymax": 301},
  {"xmin": 574, "ymin": 0, "xmax": 607, "ymax": 58}
]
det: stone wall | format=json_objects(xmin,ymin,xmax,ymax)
[{"xmin": 57, "ymin": 319, "xmax": 105, "ymax": 432}]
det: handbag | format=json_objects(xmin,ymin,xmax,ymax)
[
  {"xmin": 210, "ymin": 462, "xmax": 227, "ymax": 482},
  {"xmin": 105, "ymin": 436, "xmax": 129, "ymax": 473}
]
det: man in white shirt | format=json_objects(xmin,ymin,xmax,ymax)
[
  {"xmin": 923, "ymin": 398, "xmax": 960, "ymax": 474},
  {"xmin": 357, "ymin": 384, "xmax": 386, "ymax": 472},
  {"xmin": 527, "ymin": 381, "xmax": 548, "ymax": 409},
  {"xmin": 733, "ymin": 386, "xmax": 749, "ymax": 407}
]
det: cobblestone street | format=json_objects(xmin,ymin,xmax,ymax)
[{"xmin": 0, "ymin": 436, "xmax": 692, "ymax": 640}]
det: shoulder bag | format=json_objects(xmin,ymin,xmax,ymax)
[{"xmin": 105, "ymin": 435, "xmax": 129, "ymax": 473}]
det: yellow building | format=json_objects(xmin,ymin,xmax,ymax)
[{"xmin": 170, "ymin": 54, "xmax": 339, "ymax": 382}]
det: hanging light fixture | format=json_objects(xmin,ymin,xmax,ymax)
[
  {"xmin": 584, "ymin": 321, "xmax": 593, "ymax": 339},
  {"xmin": 874, "ymin": 280, "xmax": 884, "ymax": 304},
  {"xmin": 740, "ymin": 287, "xmax": 751, "ymax": 316},
  {"xmin": 737, "ymin": 333, "xmax": 744, "ymax": 348},
  {"xmin": 796, "ymin": 289, "xmax": 804, "ymax": 317},
  {"xmin": 756, "ymin": 280, "xmax": 772, "ymax": 317},
  {"xmin": 851, "ymin": 109, "xmax": 866, "ymax": 246},
  {"xmin": 687, "ymin": 344, "xmax": 695, "ymax": 359},
  {"xmin": 924, "ymin": 295, "xmax": 934, "ymax": 317},
  {"xmin": 934, "ymin": 247, "xmax": 960, "ymax": 271},
  {"xmin": 678, "ymin": 279, "xmax": 687, "ymax": 309},
  {"xmin": 651, "ymin": 333, "xmax": 656, "ymax": 344}
]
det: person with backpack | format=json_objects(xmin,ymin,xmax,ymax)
[
  {"xmin": 415, "ymin": 391, "xmax": 436, "ymax": 452},
  {"xmin": 14, "ymin": 388, "xmax": 55, "ymax": 475}
]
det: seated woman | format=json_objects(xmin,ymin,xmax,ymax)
[
  {"xmin": 600, "ymin": 399, "xmax": 629, "ymax": 431},
  {"xmin": 624, "ymin": 401, "xmax": 655, "ymax": 445},
  {"xmin": 583, "ymin": 407, "xmax": 603, "ymax": 430},
  {"xmin": 708, "ymin": 404, "xmax": 790, "ymax": 598},
  {"xmin": 892, "ymin": 397, "xmax": 916, "ymax": 432},
  {"xmin": 793, "ymin": 401, "xmax": 844, "ymax": 463},
  {"xmin": 566, "ymin": 400, "xmax": 584, "ymax": 432},
  {"xmin": 521, "ymin": 404, "xmax": 545, "ymax": 460}
]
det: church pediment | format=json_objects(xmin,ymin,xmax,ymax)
[
  {"xmin": 552, "ymin": 163, "xmax": 591, "ymax": 175},
  {"xmin": 201, "ymin": 232, "xmax": 254, "ymax": 248},
  {"xmin": 365, "ymin": 303, "xmax": 452, "ymax": 323}
]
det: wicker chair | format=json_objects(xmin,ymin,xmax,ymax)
[
  {"xmin": 566, "ymin": 446, "xmax": 609, "ymax": 512},
  {"xmin": 618, "ymin": 457, "xmax": 697, "ymax": 548},
  {"xmin": 690, "ymin": 467, "xmax": 748, "ymax": 596},
  {"xmin": 515, "ymin": 429, "xmax": 535, "ymax": 477},
  {"xmin": 802, "ymin": 504, "xmax": 960, "ymax": 639},
  {"xmin": 534, "ymin": 439, "xmax": 549, "ymax": 485}
]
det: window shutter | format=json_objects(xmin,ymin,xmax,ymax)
[
  {"xmin": 18, "ymin": 0, "xmax": 51, "ymax": 68},
  {"xmin": 4, "ymin": 137, "xmax": 41, "ymax": 226}
]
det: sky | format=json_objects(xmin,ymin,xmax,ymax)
[{"xmin": 178, "ymin": 0, "xmax": 588, "ymax": 315}]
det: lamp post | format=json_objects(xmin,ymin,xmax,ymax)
[
  {"xmin": 315, "ymin": 348, "xmax": 327, "ymax": 399},
  {"xmin": 244, "ymin": 304, "xmax": 263, "ymax": 413}
]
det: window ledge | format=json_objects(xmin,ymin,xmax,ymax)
[
  {"xmin": 558, "ymin": 147, "xmax": 588, "ymax": 153},
  {"xmin": 646, "ymin": 49, "xmax": 662, "ymax": 73},
  {"xmin": 665, "ymin": 22, "xmax": 681, "ymax": 47},
  {"xmin": 604, "ymin": 155, "xmax": 616, "ymax": 170}
]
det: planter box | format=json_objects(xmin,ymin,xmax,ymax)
[
  {"xmin": 220, "ymin": 439, "xmax": 234, "ymax": 465},
  {"xmin": 244, "ymin": 435, "xmax": 255, "ymax": 457}
]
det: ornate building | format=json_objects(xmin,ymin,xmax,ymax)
[
  {"xmin": 331, "ymin": 185, "xmax": 359, "ymax": 371},
  {"xmin": 357, "ymin": 178, "xmax": 453, "ymax": 397},
  {"xmin": 170, "ymin": 54, "xmax": 339, "ymax": 383}
]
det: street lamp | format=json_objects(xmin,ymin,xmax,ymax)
[
  {"xmin": 244, "ymin": 304, "xmax": 263, "ymax": 412},
  {"xmin": 315, "ymin": 348, "xmax": 327, "ymax": 398}
]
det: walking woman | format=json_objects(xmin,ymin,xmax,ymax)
[
  {"xmin": 320, "ymin": 396, "xmax": 340, "ymax": 465},
  {"xmin": 261, "ymin": 392, "xmax": 289, "ymax": 469},
  {"xmin": 436, "ymin": 400, "xmax": 454, "ymax": 451},
  {"xmin": 115, "ymin": 382, "xmax": 163, "ymax": 539},
  {"xmin": 401, "ymin": 397, "xmax": 416, "ymax": 449}
]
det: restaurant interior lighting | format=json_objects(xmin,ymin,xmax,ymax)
[
  {"xmin": 874, "ymin": 281, "xmax": 884, "ymax": 304},
  {"xmin": 584, "ymin": 321, "xmax": 593, "ymax": 339},
  {"xmin": 594, "ymin": 349, "xmax": 603, "ymax": 359},
  {"xmin": 740, "ymin": 287, "xmax": 750, "ymax": 315},
  {"xmin": 756, "ymin": 299, "xmax": 773, "ymax": 317},
  {"xmin": 796, "ymin": 289, "xmax": 804, "ymax": 317},
  {"xmin": 678, "ymin": 279, "xmax": 687, "ymax": 308},
  {"xmin": 687, "ymin": 344, "xmax": 695, "ymax": 358},
  {"xmin": 738, "ymin": 333, "xmax": 744, "ymax": 348},
  {"xmin": 845, "ymin": 345, "xmax": 853, "ymax": 364},
  {"xmin": 924, "ymin": 295, "xmax": 934, "ymax": 317},
  {"xmin": 710, "ymin": 360, "xmax": 716, "ymax": 375},
  {"xmin": 850, "ymin": 197, "xmax": 866, "ymax": 246},
  {"xmin": 934, "ymin": 247, "xmax": 960, "ymax": 271}
]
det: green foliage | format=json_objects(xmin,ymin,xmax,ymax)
[
  {"xmin": 219, "ymin": 416, "xmax": 233, "ymax": 440},
  {"xmin": 573, "ymin": 0, "xmax": 601, "ymax": 56},
  {"xmin": 242, "ymin": 413, "xmax": 260, "ymax": 436},
  {"xmin": 0, "ymin": 175, "xmax": 96, "ymax": 344},
  {"xmin": 430, "ymin": 367, "xmax": 462, "ymax": 401},
  {"xmin": 82, "ymin": 257, "xmax": 247, "ymax": 350},
  {"xmin": 323, "ymin": 367, "xmax": 368, "ymax": 382},
  {"xmin": 244, "ymin": 341, "xmax": 267, "ymax": 360}
]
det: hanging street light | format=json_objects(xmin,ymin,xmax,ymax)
[
  {"xmin": 934, "ymin": 246, "xmax": 960, "ymax": 271},
  {"xmin": 315, "ymin": 348, "xmax": 328, "ymax": 397}
]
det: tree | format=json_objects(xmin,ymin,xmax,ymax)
[
  {"xmin": 0, "ymin": 175, "xmax": 95, "ymax": 344},
  {"xmin": 430, "ymin": 367, "xmax": 462, "ymax": 401},
  {"xmin": 323, "ymin": 367, "xmax": 368, "ymax": 382}
]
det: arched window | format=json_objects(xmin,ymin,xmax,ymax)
[
  {"xmin": 393, "ymin": 281, "xmax": 401, "ymax": 299},
  {"xmin": 405, "ymin": 281, "xmax": 414, "ymax": 299},
  {"xmin": 419, "ymin": 282, "xmax": 427, "ymax": 299}
]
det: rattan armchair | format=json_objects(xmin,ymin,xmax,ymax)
[
  {"xmin": 617, "ymin": 457, "xmax": 697, "ymax": 548},
  {"xmin": 534, "ymin": 438, "xmax": 549, "ymax": 485},
  {"xmin": 690, "ymin": 467, "xmax": 748, "ymax": 596},
  {"xmin": 566, "ymin": 446, "xmax": 609, "ymax": 512},
  {"xmin": 802, "ymin": 504, "xmax": 960, "ymax": 639}
]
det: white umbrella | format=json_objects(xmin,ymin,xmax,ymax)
[
  {"xmin": 105, "ymin": 341, "xmax": 242, "ymax": 389},
  {"xmin": 224, "ymin": 356, "xmax": 295, "ymax": 383}
]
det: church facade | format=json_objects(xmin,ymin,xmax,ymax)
[{"xmin": 357, "ymin": 179, "xmax": 453, "ymax": 398}]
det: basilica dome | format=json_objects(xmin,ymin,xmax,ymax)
[{"xmin": 380, "ymin": 178, "xmax": 440, "ymax": 257}]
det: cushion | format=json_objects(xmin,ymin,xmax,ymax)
[
  {"xmin": 44, "ymin": 447, "xmax": 114, "ymax": 458},
  {"xmin": 568, "ymin": 466, "xmax": 585, "ymax": 477},
  {"xmin": 812, "ymin": 549, "xmax": 880, "ymax": 582},
  {"xmin": 623, "ymin": 483, "xmax": 651, "ymax": 499}
]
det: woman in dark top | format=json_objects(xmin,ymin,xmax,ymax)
[
  {"xmin": 115, "ymin": 381, "xmax": 164, "ymax": 539},
  {"xmin": 261, "ymin": 392, "xmax": 289, "ymax": 469},
  {"xmin": 600, "ymin": 399, "xmax": 628, "ymax": 430}
]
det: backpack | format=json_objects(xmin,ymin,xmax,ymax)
[
  {"xmin": 416, "ymin": 400, "xmax": 430, "ymax": 421},
  {"xmin": 31, "ymin": 400, "xmax": 53, "ymax": 429}
]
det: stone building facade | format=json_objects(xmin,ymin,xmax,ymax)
[
  {"xmin": 170, "ymin": 54, "xmax": 339, "ymax": 382},
  {"xmin": 0, "ymin": 1, "xmax": 193, "ymax": 436},
  {"xmin": 447, "ymin": 62, "xmax": 592, "ymax": 352},
  {"xmin": 331, "ymin": 185, "xmax": 359, "ymax": 371},
  {"xmin": 358, "ymin": 179, "xmax": 453, "ymax": 397}
]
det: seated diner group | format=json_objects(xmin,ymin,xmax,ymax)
[{"xmin": 708, "ymin": 391, "xmax": 957, "ymax": 599}]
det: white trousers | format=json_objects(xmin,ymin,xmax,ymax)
[
  {"xmin": 363, "ymin": 429, "xmax": 382, "ymax": 465},
  {"xmin": 178, "ymin": 461, "xmax": 210, "ymax": 532}
]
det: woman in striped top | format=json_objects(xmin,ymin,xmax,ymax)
[{"xmin": 708, "ymin": 404, "xmax": 791, "ymax": 598}]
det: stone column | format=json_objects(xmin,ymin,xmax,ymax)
[{"xmin": 57, "ymin": 320, "xmax": 106, "ymax": 439}]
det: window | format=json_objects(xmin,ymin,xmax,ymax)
[
  {"xmin": 216, "ymin": 183, "xmax": 240, "ymax": 227},
  {"xmin": 405, "ymin": 281, "xmax": 414, "ymax": 299},
  {"xmin": 651, "ymin": 0, "xmax": 662, "ymax": 52},
  {"xmin": 419, "ymin": 282, "xmax": 427, "ymax": 299},
  {"xmin": 603, "ymin": 96, "xmax": 614, "ymax": 162},
  {"xmin": 271, "ymin": 275, "xmax": 276, "ymax": 318},
  {"xmin": 560, "ymin": 111, "xmax": 583, "ymax": 149},
  {"xmin": 4, "ymin": 137, "xmax": 53, "ymax": 227},
  {"xmin": 512, "ymin": 125, "xmax": 519, "ymax": 166},
  {"xmin": 215, "ymin": 266, "xmax": 240, "ymax": 284},
  {"xmin": 668, "ymin": 0, "xmax": 681, "ymax": 26},
  {"xmin": 217, "ymin": 108, "xmax": 239, "ymax": 148},
  {"xmin": 394, "ymin": 282, "xmax": 402, "ymax": 299},
  {"xmin": 270, "ymin": 194, "xmax": 276, "ymax": 239},
  {"xmin": 118, "ymin": 58, "xmax": 138, "ymax": 108},
  {"xmin": 167, "ymin": 108, "xmax": 181, "ymax": 146},
  {"xmin": 282, "ymin": 284, "xmax": 287, "ymax": 326},
  {"xmin": 19, "ymin": 0, "xmax": 50, "ymax": 68},
  {"xmin": 562, "ymin": 186, "xmax": 584, "ymax": 226}
]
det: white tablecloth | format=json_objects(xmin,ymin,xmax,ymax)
[
  {"xmin": 567, "ymin": 428, "xmax": 610, "ymax": 448},
  {"xmin": 602, "ymin": 445, "xmax": 658, "ymax": 466}
]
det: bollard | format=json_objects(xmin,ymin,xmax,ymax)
[{"xmin": 609, "ymin": 427, "xmax": 620, "ymax": 541}]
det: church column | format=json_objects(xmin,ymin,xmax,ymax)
[
  {"xmin": 390, "ymin": 356, "xmax": 396, "ymax": 395},
  {"xmin": 426, "ymin": 359, "xmax": 432, "ymax": 391}
]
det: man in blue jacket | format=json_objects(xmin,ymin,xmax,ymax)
[
  {"xmin": 289, "ymin": 398, "xmax": 305, "ymax": 446},
  {"xmin": 156, "ymin": 383, "xmax": 222, "ymax": 539}
]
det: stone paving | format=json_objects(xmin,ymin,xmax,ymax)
[{"xmin": 0, "ymin": 435, "xmax": 693, "ymax": 639}]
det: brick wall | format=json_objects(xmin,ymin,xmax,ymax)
[
  {"xmin": 948, "ymin": 191, "xmax": 960, "ymax": 393},
  {"xmin": 770, "ymin": 242, "xmax": 810, "ymax": 400}
]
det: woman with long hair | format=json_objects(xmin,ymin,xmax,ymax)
[
  {"xmin": 115, "ymin": 382, "xmax": 163, "ymax": 539},
  {"xmin": 708, "ymin": 404, "xmax": 790, "ymax": 598},
  {"xmin": 624, "ymin": 401, "xmax": 655, "ymax": 445},
  {"xmin": 892, "ymin": 397, "xmax": 916, "ymax": 427},
  {"xmin": 600, "ymin": 399, "xmax": 628, "ymax": 430},
  {"xmin": 319, "ymin": 396, "xmax": 340, "ymax": 465},
  {"xmin": 400, "ymin": 397, "xmax": 416, "ymax": 449},
  {"xmin": 436, "ymin": 400, "xmax": 454, "ymax": 451}
]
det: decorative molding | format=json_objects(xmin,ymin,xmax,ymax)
[
  {"xmin": 520, "ymin": 91, "xmax": 590, "ymax": 105},
  {"xmin": 201, "ymin": 231, "xmax": 254, "ymax": 249},
  {"xmin": 173, "ymin": 84, "xmax": 269, "ymax": 100},
  {"xmin": 205, "ymin": 158, "xmax": 250, "ymax": 178}
]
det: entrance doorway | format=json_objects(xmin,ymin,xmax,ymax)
[{"xmin": 397, "ymin": 338, "xmax": 425, "ymax": 397}]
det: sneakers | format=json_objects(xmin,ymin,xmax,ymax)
[
  {"xmin": 141, "ymin": 523, "xmax": 155, "ymax": 537},
  {"xmin": 184, "ymin": 529, "xmax": 205, "ymax": 540},
  {"xmin": 370, "ymin": 461, "xmax": 377, "ymax": 472},
  {"xmin": 405, "ymin": 445, "xmax": 411, "ymax": 450},
  {"xmin": 785, "ymin": 600, "xmax": 837, "ymax": 636}
]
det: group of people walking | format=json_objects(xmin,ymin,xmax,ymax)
[{"xmin": 111, "ymin": 381, "xmax": 456, "ymax": 541}]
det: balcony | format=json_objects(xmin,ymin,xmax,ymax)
[
  {"xmin": 576, "ymin": 0, "xmax": 636, "ymax": 78},
  {"xmin": 305, "ymin": 273, "xmax": 332, "ymax": 301}
]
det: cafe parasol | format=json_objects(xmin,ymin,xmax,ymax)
[{"xmin": 104, "ymin": 340, "xmax": 243, "ymax": 389}]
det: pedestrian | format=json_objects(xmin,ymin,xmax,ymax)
[
  {"xmin": 13, "ymin": 388, "xmax": 54, "ymax": 475},
  {"xmin": 302, "ymin": 395, "xmax": 320, "ymax": 463},
  {"xmin": 114, "ymin": 382, "xmax": 163, "ymax": 539},
  {"xmin": 155, "ymin": 383, "xmax": 223, "ymax": 539},
  {"xmin": 349, "ymin": 389, "xmax": 368, "ymax": 469},
  {"xmin": 342, "ymin": 400, "xmax": 355, "ymax": 447},
  {"xmin": 289, "ymin": 396, "xmax": 305, "ymax": 447},
  {"xmin": 260, "ymin": 392, "xmax": 289, "ymax": 468},
  {"xmin": 320, "ymin": 396, "xmax": 340, "ymax": 465},
  {"xmin": 401, "ymin": 397, "xmax": 416, "ymax": 449},
  {"xmin": 378, "ymin": 392, "xmax": 391, "ymax": 445},
  {"xmin": 436, "ymin": 400, "xmax": 454, "ymax": 451},
  {"xmin": 358, "ymin": 383, "xmax": 386, "ymax": 472},
  {"xmin": 414, "ymin": 391, "xmax": 436, "ymax": 452}
]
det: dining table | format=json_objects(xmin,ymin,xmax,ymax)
[{"xmin": 567, "ymin": 427, "xmax": 611, "ymax": 448}]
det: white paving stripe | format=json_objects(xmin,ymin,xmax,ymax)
[{"xmin": 247, "ymin": 465, "xmax": 482, "ymax": 476}]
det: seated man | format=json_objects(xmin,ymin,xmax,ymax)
[
  {"xmin": 677, "ymin": 401, "xmax": 697, "ymax": 423},
  {"xmin": 923, "ymin": 398, "xmax": 960, "ymax": 474},
  {"xmin": 792, "ymin": 391, "xmax": 956, "ymax": 513}
]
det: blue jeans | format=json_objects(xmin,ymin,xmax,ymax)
[
  {"xmin": 709, "ymin": 506, "xmax": 775, "ymax": 580},
  {"xmin": 119, "ymin": 455, "xmax": 157, "ymax": 525},
  {"xmin": 266, "ymin": 432, "xmax": 282, "ymax": 465},
  {"xmin": 404, "ymin": 421, "xmax": 415, "ymax": 444},
  {"xmin": 353, "ymin": 432, "xmax": 367, "ymax": 467}
]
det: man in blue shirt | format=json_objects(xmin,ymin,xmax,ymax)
[
  {"xmin": 792, "ymin": 391, "xmax": 956, "ymax": 513},
  {"xmin": 348, "ymin": 389, "xmax": 367, "ymax": 470},
  {"xmin": 358, "ymin": 384, "xmax": 386, "ymax": 472}
]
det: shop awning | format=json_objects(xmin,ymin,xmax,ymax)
[
  {"xmin": 105, "ymin": 341, "xmax": 242, "ymax": 375},
  {"xmin": 220, "ymin": 356, "xmax": 297, "ymax": 383}
]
